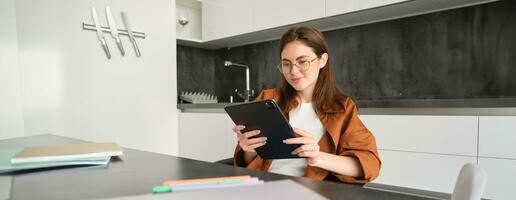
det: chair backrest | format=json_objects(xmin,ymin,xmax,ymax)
[{"xmin": 451, "ymin": 163, "xmax": 487, "ymax": 200}]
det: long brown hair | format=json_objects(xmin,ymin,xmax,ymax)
[{"xmin": 277, "ymin": 26, "xmax": 346, "ymax": 115}]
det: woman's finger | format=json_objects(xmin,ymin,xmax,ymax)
[
  {"xmin": 247, "ymin": 137, "xmax": 267, "ymax": 145},
  {"xmin": 283, "ymin": 137, "xmax": 315, "ymax": 145},
  {"xmin": 232, "ymin": 125, "xmax": 246, "ymax": 133},
  {"xmin": 298, "ymin": 151, "xmax": 318, "ymax": 158},
  {"xmin": 291, "ymin": 144, "xmax": 318, "ymax": 155},
  {"xmin": 242, "ymin": 130, "xmax": 261, "ymax": 138},
  {"xmin": 247, "ymin": 141, "xmax": 266, "ymax": 151},
  {"xmin": 292, "ymin": 128, "xmax": 314, "ymax": 138}
]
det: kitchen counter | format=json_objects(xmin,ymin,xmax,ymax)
[{"xmin": 177, "ymin": 98, "xmax": 516, "ymax": 116}]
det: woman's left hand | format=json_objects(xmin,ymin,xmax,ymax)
[{"xmin": 283, "ymin": 128, "xmax": 321, "ymax": 166}]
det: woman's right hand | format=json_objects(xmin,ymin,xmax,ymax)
[{"xmin": 233, "ymin": 125, "xmax": 267, "ymax": 153}]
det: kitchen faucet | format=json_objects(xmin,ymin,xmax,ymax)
[{"xmin": 224, "ymin": 61, "xmax": 254, "ymax": 102}]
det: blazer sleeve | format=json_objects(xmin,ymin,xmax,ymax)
[{"xmin": 332, "ymin": 98, "xmax": 382, "ymax": 184}]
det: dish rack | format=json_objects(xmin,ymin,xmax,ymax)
[{"xmin": 180, "ymin": 91, "xmax": 218, "ymax": 104}]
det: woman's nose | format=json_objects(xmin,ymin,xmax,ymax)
[{"xmin": 289, "ymin": 64, "xmax": 301, "ymax": 74}]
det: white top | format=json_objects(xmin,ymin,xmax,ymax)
[{"xmin": 268, "ymin": 102, "xmax": 326, "ymax": 177}]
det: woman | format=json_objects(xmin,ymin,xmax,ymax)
[{"xmin": 232, "ymin": 26, "xmax": 381, "ymax": 184}]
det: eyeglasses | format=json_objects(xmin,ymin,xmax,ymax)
[{"xmin": 277, "ymin": 57, "xmax": 319, "ymax": 73}]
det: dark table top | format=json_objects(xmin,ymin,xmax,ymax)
[{"xmin": 0, "ymin": 134, "xmax": 431, "ymax": 200}]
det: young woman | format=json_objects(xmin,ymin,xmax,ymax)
[{"xmin": 232, "ymin": 26, "xmax": 381, "ymax": 184}]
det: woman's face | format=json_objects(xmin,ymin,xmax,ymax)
[{"xmin": 280, "ymin": 40, "xmax": 328, "ymax": 93}]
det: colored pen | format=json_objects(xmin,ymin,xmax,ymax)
[
  {"xmin": 171, "ymin": 178, "xmax": 263, "ymax": 192},
  {"xmin": 163, "ymin": 175, "xmax": 252, "ymax": 186},
  {"xmin": 153, "ymin": 177, "xmax": 261, "ymax": 193}
]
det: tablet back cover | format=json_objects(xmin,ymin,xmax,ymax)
[{"xmin": 225, "ymin": 100, "xmax": 301, "ymax": 159}]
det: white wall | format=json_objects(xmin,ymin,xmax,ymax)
[
  {"xmin": 0, "ymin": 0, "xmax": 25, "ymax": 140},
  {"xmin": 12, "ymin": 0, "xmax": 178, "ymax": 155}
]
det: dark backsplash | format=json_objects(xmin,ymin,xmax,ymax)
[{"xmin": 177, "ymin": 0, "xmax": 516, "ymax": 103}]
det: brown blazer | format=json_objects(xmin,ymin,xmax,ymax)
[{"xmin": 233, "ymin": 88, "xmax": 381, "ymax": 184}]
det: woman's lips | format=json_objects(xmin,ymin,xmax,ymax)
[{"xmin": 291, "ymin": 77, "xmax": 303, "ymax": 84}]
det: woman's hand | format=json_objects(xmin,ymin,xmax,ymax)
[
  {"xmin": 283, "ymin": 128, "xmax": 321, "ymax": 166},
  {"xmin": 232, "ymin": 125, "xmax": 267, "ymax": 153}
]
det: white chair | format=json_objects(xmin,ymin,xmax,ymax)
[{"xmin": 451, "ymin": 163, "xmax": 487, "ymax": 200}]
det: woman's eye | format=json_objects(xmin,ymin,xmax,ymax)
[
  {"xmin": 298, "ymin": 60, "xmax": 308, "ymax": 65},
  {"xmin": 281, "ymin": 63, "xmax": 292, "ymax": 67}
]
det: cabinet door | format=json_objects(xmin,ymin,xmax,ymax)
[
  {"xmin": 179, "ymin": 112, "xmax": 236, "ymax": 162},
  {"xmin": 373, "ymin": 150, "xmax": 476, "ymax": 194},
  {"xmin": 326, "ymin": 0, "xmax": 410, "ymax": 17},
  {"xmin": 479, "ymin": 116, "xmax": 516, "ymax": 159},
  {"xmin": 176, "ymin": 1, "xmax": 202, "ymax": 41},
  {"xmin": 478, "ymin": 158, "xmax": 516, "ymax": 200},
  {"xmin": 202, "ymin": 0, "xmax": 253, "ymax": 41},
  {"xmin": 254, "ymin": 0, "xmax": 325, "ymax": 31},
  {"xmin": 360, "ymin": 115, "xmax": 478, "ymax": 156}
]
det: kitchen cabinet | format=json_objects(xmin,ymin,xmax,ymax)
[
  {"xmin": 202, "ymin": 0, "xmax": 253, "ymax": 41},
  {"xmin": 478, "ymin": 157, "xmax": 516, "ymax": 200},
  {"xmin": 360, "ymin": 115, "xmax": 478, "ymax": 156},
  {"xmin": 373, "ymin": 150, "xmax": 476, "ymax": 194},
  {"xmin": 176, "ymin": 0, "xmax": 202, "ymax": 42},
  {"xmin": 477, "ymin": 116, "xmax": 516, "ymax": 199},
  {"xmin": 325, "ymin": 0, "xmax": 409, "ymax": 17},
  {"xmin": 479, "ymin": 116, "xmax": 516, "ymax": 159},
  {"xmin": 179, "ymin": 112, "xmax": 237, "ymax": 162},
  {"xmin": 360, "ymin": 115, "xmax": 479, "ymax": 194},
  {"xmin": 253, "ymin": 0, "xmax": 325, "ymax": 31},
  {"xmin": 186, "ymin": 0, "xmax": 496, "ymax": 49}
]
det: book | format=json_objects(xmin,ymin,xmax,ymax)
[
  {"xmin": 11, "ymin": 142, "xmax": 123, "ymax": 164},
  {"xmin": 0, "ymin": 148, "xmax": 110, "ymax": 174}
]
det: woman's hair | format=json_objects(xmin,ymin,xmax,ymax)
[{"xmin": 277, "ymin": 26, "xmax": 346, "ymax": 115}]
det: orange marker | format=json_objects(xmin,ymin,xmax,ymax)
[{"xmin": 163, "ymin": 175, "xmax": 252, "ymax": 186}]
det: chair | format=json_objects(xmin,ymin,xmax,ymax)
[
  {"xmin": 215, "ymin": 157, "xmax": 234, "ymax": 166},
  {"xmin": 451, "ymin": 163, "xmax": 487, "ymax": 200}
]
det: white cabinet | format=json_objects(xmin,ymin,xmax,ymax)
[
  {"xmin": 176, "ymin": 0, "xmax": 202, "ymax": 41},
  {"xmin": 478, "ymin": 116, "xmax": 516, "ymax": 199},
  {"xmin": 179, "ymin": 112, "xmax": 237, "ymax": 162},
  {"xmin": 360, "ymin": 115, "xmax": 479, "ymax": 194},
  {"xmin": 202, "ymin": 0, "xmax": 253, "ymax": 41},
  {"xmin": 253, "ymin": 0, "xmax": 325, "ymax": 31},
  {"xmin": 479, "ymin": 116, "xmax": 516, "ymax": 159},
  {"xmin": 326, "ymin": 0, "xmax": 409, "ymax": 17},
  {"xmin": 360, "ymin": 115, "xmax": 478, "ymax": 156},
  {"xmin": 373, "ymin": 150, "xmax": 476, "ymax": 194},
  {"xmin": 185, "ymin": 0, "xmax": 496, "ymax": 49},
  {"xmin": 478, "ymin": 158, "xmax": 516, "ymax": 200}
]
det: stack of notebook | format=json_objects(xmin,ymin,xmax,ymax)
[{"xmin": 0, "ymin": 142, "xmax": 123, "ymax": 173}]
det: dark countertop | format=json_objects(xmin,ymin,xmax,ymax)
[
  {"xmin": 177, "ymin": 100, "xmax": 516, "ymax": 116},
  {"xmin": 1, "ymin": 134, "xmax": 438, "ymax": 200}
]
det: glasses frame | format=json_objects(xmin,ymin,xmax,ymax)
[{"xmin": 277, "ymin": 57, "xmax": 319, "ymax": 73}]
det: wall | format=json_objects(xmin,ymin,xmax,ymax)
[
  {"xmin": 11, "ymin": 0, "xmax": 178, "ymax": 155},
  {"xmin": 177, "ymin": 0, "xmax": 516, "ymax": 103},
  {"xmin": 0, "ymin": 0, "xmax": 25, "ymax": 140},
  {"xmin": 177, "ymin": 45, "xmax": 216, "ymax": 96}
]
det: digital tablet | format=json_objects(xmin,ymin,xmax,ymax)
[{"xmin": 224, "ymin": 99, "xmax": 301, "ymax": 159}]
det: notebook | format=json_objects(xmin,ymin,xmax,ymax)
[
  {"xmin": 0, "ymin": 148, "xmax": 110, "ymax": 174},
  {"xmin": 11, "ymin": 142, "xmax": 123, "ymax": 164}
]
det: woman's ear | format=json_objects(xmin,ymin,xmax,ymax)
[{"xmin": 318, "ymin": 53, "xmax": 328, "ymax": 69}]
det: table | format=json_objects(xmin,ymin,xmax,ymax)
[{"xmin": 0, "ymin": 134, "xmax": 433, "ymax": 200}]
